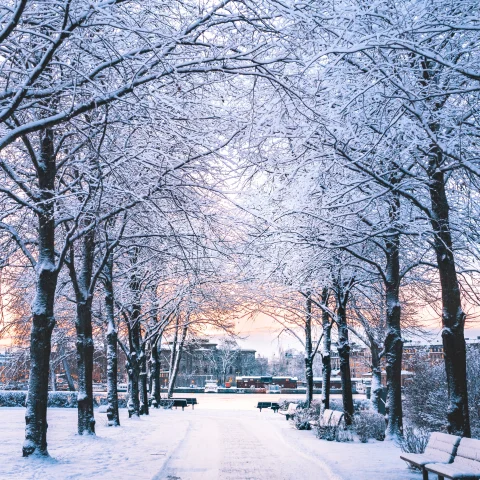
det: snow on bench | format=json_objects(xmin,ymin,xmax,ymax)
[
  {"xmin": 310, "ymin": 408, "xmax": 344, "ymax": 429},
  {"xmin": 425, "ymin": 437, "xmax": 480, "ymax": 480},
  {"xmin": 279, "ymin": 403, "xmax": 298, "ymax": 420},
  {"xmin": 400, "ymin": 432, "xmax": 461, "ymax": 480}
]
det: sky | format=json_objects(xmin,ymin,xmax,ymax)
[{"xmin": 229, "ymin": 310, "xmax": 480, "ymax": 358}]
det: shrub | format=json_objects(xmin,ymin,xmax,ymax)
[
  {"xmin": 293, "ymin": 407, "xmax": 316, "ymax": 430},
  {"xmin": 403, "ymin": 346, "xmax": 480, "ymax": 438},
  {"xmin": 315, "ymin": 424, "xmax": 338, "ymax": 441},
  {"xmin": 397, "ymin": 426, "xmax": 430, "ymax": 454},
  {"xmin": 354, "ymin": 411, "xmax": 385, "ymax": 442}
]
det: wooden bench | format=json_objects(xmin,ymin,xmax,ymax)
[
  {"xmin": 310, "ymin": 408, "xmax": 345, "ymax": 429},
  {"xmin": 279, "ymin": 403, "xmax": 298, "ymax": 420},
  {"xmin": 425, "ymin": 437, "xmax": 480, "ymax": 480},
  {"xmin": 159, "ymin": 399, "xmax": 188, "ymax": 410},
  {"xmin": 400, "ymin": 432, "xmax": 461, "ymax": 480},
  {"xmin": 176, "ymin": 398, "xmax": 198, "ymax": 409},
  {"xmin": 256, "ymin": 402, "xmax": 280, "ymax": 413}
]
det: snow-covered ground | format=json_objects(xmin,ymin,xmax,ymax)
[{"xmin": 0, "ymin": 395, "xmax": 423, "ymax": 479}]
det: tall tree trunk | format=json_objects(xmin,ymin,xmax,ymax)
[
  {"xmin": 127, "ymin": 355, "xmax": 140, "ymax": 418},
  {"xmin": 168, "ymin": 325, "xmax": 187, "ymax": 398},
  {"xmin": 104, "ymin": 254, "xmax": 120, "ymax": 426},
  {"xmin": 334, "ymin": 281, "xmax": 354, "ymax": 426},
  {"xmin": 70, "ymin": 230, "xmax": 96, "ymax": 435},
  {"xmin": 150, "ymin": 335, "xmax": 161, "ymax": 408},
  {"xmin": 75, "ymin": 299, "xmax": 95, "ymax": 434},
  {"xmin": 24, "ymin": 128, "xmax": 58, "ymax": 457},
  {"xmin": 167, "ymin": 318, "xmax": 179, "ymax": 398},
  {"xmin": 139, "ymin": 346, "xmax": 149, "ymax": 416},
  {"xmin": 321, "ymin": 287, "xmax": 331, "ymax": 411},
  {"xmin": 369, "ymin": 341, "xmax": 382, "ymax": 414},
  {"xmin": 428, "ymin": 144, "xmax": 470, "ymax": 437},
  {"xmin": 60, "ymin": 344, "xmax": 75, "ymax": 391},
  {"xmin": 304, "ymin": 290, "xmax": 313, "ymax": 408},
  {"xmin": 127, "ymin": 256, "xmax": 142, "ymax": 418},
  {"xmin": 50, "ymin": 365, "xmax": 56, "ymax": 392},
  {"xmin": 384, "ymin": 189, "xmax": 403, "ymax": 438}
]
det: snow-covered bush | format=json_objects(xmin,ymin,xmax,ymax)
[
  {"xmin": 403, "ymin": 347, "xmax": 480, "ymax": 438},
  {"xmin": 293, "ymin": 408, "xmax": 314, "ymax": 430},
  {"xmin": 0, "ymin": 391, "xmax": 128, "ymax": 408},
  {"xmin": 397, "ymin": 426, "xmax": 430, "ymax": 454},
  {"xmin": 354, "ymin": 411, "xmax": 385, "ymax": 442},
  {"xmin": 315, "ymin": 424, "xmax": 338, "ymax": 441},
  {"xmin": 0, "ymin": 391, "xmax": 26, "ymax": 407}
]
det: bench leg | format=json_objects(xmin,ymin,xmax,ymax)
[
  {"xmin": 438, "ymin": 476, "xmax": 444, "ymax": 480},
  {"xmin": 182, "ymin": 406, "xmax": 184, "ymax": 411},
  {"xmin": 422, "ymin": 469, "xmax": 428, "ymax": 480}
]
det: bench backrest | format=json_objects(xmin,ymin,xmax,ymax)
[
  {"xmin": 322, "ymin": 409, "xmax": 344, "ymax": 426},
  {"xmin": 452, "ymin": 438, "xmax": 480, "ymax": 472},
  {"xmin": 287, "ymin": 403, "xmax": 298, "ymax": 413},
  {"xmin": 424, "ymin": 432, "xmax": 461, "ymax": 463}
]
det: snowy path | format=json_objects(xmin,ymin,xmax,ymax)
[
  {"xmin": 0, "ymin": 398, "xmax": 422, "ymax": 480},
  {"xmin": 153, "ymin": 411, "xmax": 341, "ymax": 480}
]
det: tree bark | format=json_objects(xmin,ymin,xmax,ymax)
[
  {"xmin": 334, "ymin": 281, "xmax": 354, "ymax": 426},
  {"xmin": 384, "ymin": 189, "xmax": 403, "ymax": 439},
  {"xmin": 321, "ymin": 287, "xmax": 331, "ymax": 411},
  {"xmin": 23, "ymin": 128, "xmax": 58, "ymax": 457},
  {"xmin": 428, "ymin": 144, "xmax": 470, "ymax": 437},
  {"xmin": 167, "ymin": 317, "xmax": 179, "ymax": 398},
  {"xmin": 168, "ymin": 325, "xmax": 187, "ymax": 398},
  {"xmin": 304, "ymin": 290, "xmax": 313, "ymax": 408},
  {"xmin": 60, "ymin": 344, "xmax": 75, "ymax": 391},
  {"xmin": 150, "ymin": 335, "xmax": 161, "ymax": 407},
  {"xmin": 104, "ymin": 254, "xmax": 120, "ymax": 426},
  {"xmin": 139, "ymin": 346, "xmax": 149, "ymax": 416},
  {"xmin": 369, "ymin": 341, "xmax": 382, "ymax": 414},
  {"xmin": 70, "ymin": 230, "xmax": 96, "ymax": 435}
]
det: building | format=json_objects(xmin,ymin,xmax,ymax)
[{"xmin": 160, "ymin": 338, "xmax": 263, "ymax": 387}]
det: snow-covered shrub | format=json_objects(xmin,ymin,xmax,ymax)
[
  {"xmin": 354, "ymin": 411, "xmax": 385, "ymax": 442},
  {"xmin": 293, "ymin": 407, "xmax": 316, "ymax": 430},
  {"xmin": 403, "ymin": 346, "xmax": 480, "ymax": 438},
  {"xmin": 0, "ymin": 391, "xmax": 26, "ymax": 407},
  {"xmin": 397, "ymin": 426, "xmax": 430, "ymax": 454},
  {"xmin": 315, "ymin": 424, "xmax": 338, "ymax": 441}
]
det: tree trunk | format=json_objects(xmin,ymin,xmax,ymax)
[
  {"xmin": 150, "ymin": 336, "xmax": 161, "ymax": 408},
  {"xmin": 369, "ymin": 341, "xmax": 382, "ymax": 414},
  {"xmin": 60, "ymin": 344, "xmax": 75, "ymax": 392},
  {"xmin": 167, "ymin": 318, "xmax": 179, "ymax": 398},
  {"xmin": 139, "ymin": 347, "xmax": 149, "ymax": 416},
  {"xmin": 127, "ymin": 355, "xmax": 140, "ymax": 417},
  {"xmin": 75, "ymin": 300, "xmax": 95, "ymax": 435},
  {"xmin": 104, "ymin": 254, "xmax": 120, "ymax": 426},
  {"xmin": 321, "ymin": 287, "xmax": 331, "ymax": 411},
  {"xmin": 50, "ymin": 365, "xmax": 56, "ymax": 392},
  {"xmin": 70, "ymin": 230, "xmax": 96, "ymax": 435},
  {"xmin": 335, "ymin": 285, "xmax": 354, "ymax": 426},
  {"xmin": 384, "ymin": 189, "xmax": 403, "ymax": 439},
  {"xmin": 304, "ymin": 290, "xmax": 313, "ymax": 408},
  {"xmin": 127, "ymin": 256, "xmax": 142, "ymax": 418},
  {"xmin": 428, "ymin": 144, "xmax": 470, "ymax": 437},
  {"xmin": 168, "ymin": 325, "xmax": 187, "ymax": 398},
  {"xmin": 23, "ymin": 128, "xmax": 58, "ymax": 457}
]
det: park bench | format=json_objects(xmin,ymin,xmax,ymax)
[
  {"xmin": 159, "ymin": 399, "xmax": 188, "ymax": 410},
  {"xmin": 400, "ymin": 432, "xmax": 462, "ymax": 480},
  {"xmin": 176, "ymin": 398, "xmax": 198, "ymax": 409},
  {"xmin": 256, "ymin": 401, "xmax": 280, "ymax": 413},
  {"xmin": 279, "ymin": 403, "xmax": 299, "ymax": 420},
  {"xmin": 425, "ymin": 437, "xmax": 480, "ymax": 480},
  {"xmin": 310, "ymin": 408, "xmax": 345, "ymax": 429}
]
